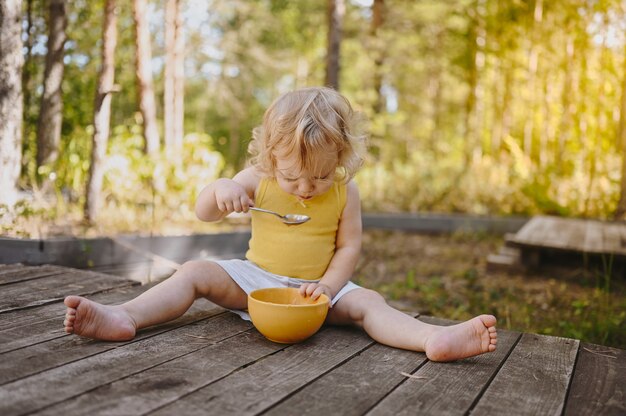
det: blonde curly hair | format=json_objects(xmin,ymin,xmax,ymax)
[{"xmin": 248, "ymin": 87, "xmax": 365, "ymax": 183}]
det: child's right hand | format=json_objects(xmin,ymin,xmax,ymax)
[{"xmin": 214, "ymin": 178, "xmax": 254, "ymax": 213}]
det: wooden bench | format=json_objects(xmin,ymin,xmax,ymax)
[
  {"xmin": 489, "ymin": 215, "xmax": 626, "ymax": 273},
  {"xmin": 0, "ymin": 264, "xmax": 624, "ymax": 415}
]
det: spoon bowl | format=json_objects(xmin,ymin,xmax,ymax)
[{"xmin": 249, "ymin": 207, "xmax": 310, "ymax": 225}]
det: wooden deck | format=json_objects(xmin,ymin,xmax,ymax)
[
  {"xmin": 488, "ymin": 215, "xmax": 626, "ymax": 272},
  {"xmin": 1, "ymin": 264, "xmax": 624, "ymax": 416},
  {"xmin": 508, "ymin": 215, "xmax": 626, "ymax": 256}
]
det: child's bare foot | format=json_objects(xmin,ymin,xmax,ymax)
[
  {"xmin": 63, "ymin": 296, "xmax": 137, "ymax": 341},
  {"xmin": 424, "ymin": 315, "xmax": 497, "ymax": 362}
]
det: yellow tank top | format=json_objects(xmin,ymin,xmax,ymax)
[{"xmin": 246, "ymin": 178, "xmax": 347, "ymax": 280}]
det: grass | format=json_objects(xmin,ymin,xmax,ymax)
[{"xmin": 355, "ymin": 229, "xmax": 626, "ymax": 349}]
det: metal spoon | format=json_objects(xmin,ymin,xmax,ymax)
[{"xmin": 249, "ymin": 207, "xmax": 310, "ymax": 225}]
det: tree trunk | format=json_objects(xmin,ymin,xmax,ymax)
[
  {"xmin": 613, "ymin": 42, "xmax": 626, "ymax": 219},
  {"xmin": 557, "ymin": 35, "xmax": 574, "ymax": 173},
  {"xmin": 0, "ymin": 0, "xmax": 24, "ymax": 206},
  {"xmin": 85, "ymin": 0, "xmax": 117, "ymax": 223},
  {"xmin": 539, "ymin": 74, "xmax": 553, "ymax": 168},
  {"xmin": 523, "ymin": 0, "xmax": 543, "ymax": 160},
  {"xmin": 228, "ymin": 112, "xmax": 241, "ymax": 170},
  {"xmin": 174, "ymin": 0, "xmax": 184, "ymax": 150},
  {"xmin": 490, "ymin": 56, "xmax": 503, "ymax": 154},
  {"xmin": 473, "ymin": 0, "xmax": 486, "ymax": 161},
  {"xmin": 133, "ymin": 0, "xmax": 159, "ymax": 155},
  {"xmin": 164, "ymin": 0, "xmax": 175, "ymax": 149},
  {"xmin": 325, "ymin": 0, "xmax": 344, "ymax": 90},
  {"xmin": 464, "ymin": 0, "xmax": 485, "ymax": 164},
  {"xmin": 164, "ymin": 0, "xmax": 184, "ymax": 150},
  {"xmin": 585, "ymin": 14, "xmax": 610, "ymax": 217},
  {"xmin": 371, "ymin": 0, "xmax": 385, "ymax": 114},
  {"xmin": 428, "ymin": 28, "xmax": 444, "ymax": 146},
  {"xmin": 22, "ymin": 0, "xmax": 34, "ymax": 143},
  {"xmin": 36, "ymin": 0, "xmax": 67, "ymax": 170}
]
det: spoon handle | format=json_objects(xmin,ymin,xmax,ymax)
[{"xmin": 248, "ymin": 207, "xmax": 283, "ymax": 219}]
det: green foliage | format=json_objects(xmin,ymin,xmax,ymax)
[
  {"xmin": 15, "ymin": 0, "xmax": 626, "ymax": 231},
  {"xmin": 0, "ymin": 200, "xmax": 47, "ymax": 237},
  {"xmin": 97, "ymin": 126, "xmax": 225, "ymax": 231}
]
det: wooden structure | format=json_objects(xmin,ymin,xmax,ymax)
[
  {"xmin": 1, "ymin": 263, "xmax": 624, "ymax": 415},
  {"xmin": 0, "ymin": 213, "xmax": 528, "ymax": 282},
  {"xmin": 489, "ymin": 215, "xmax": 626, "ymax": 273},
  {"xmin": 0, "ymin": 232, "xmax": 252, "ymax": 283}
]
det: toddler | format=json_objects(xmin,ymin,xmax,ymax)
[{"xmin": 64, "ymin": 87, "xmax": 497, "ymax": 362}]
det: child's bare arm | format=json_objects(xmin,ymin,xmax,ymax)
[
  {"xmin": 301, "ymin": 181, "xmax": 362, "ymax": 300},
  {"xmin": 195, "ymin": 167, "xmax": 261, "ymax": 222}
]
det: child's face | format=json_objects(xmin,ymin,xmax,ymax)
[{"xmin": 274, "ymin": 151, "xmax": 338, "ymax": 201}]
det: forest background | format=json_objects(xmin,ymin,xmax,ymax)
[
  {"xmin": 2, "ymin": 0, "xmax": 626, "ymax": 234},
  {"xmin": 1, "ymin": 0, "xmax": 625, "ymax": 348}
]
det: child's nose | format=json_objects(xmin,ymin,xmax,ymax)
[{"xmin": 298, "ymin": 179, "xmax": 314, "ymax": 193}]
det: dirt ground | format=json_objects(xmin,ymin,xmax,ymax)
[{"xmin": 356, "ymin": 229, "xmax": 626, "ymax": 349}]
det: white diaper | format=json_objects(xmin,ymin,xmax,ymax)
[{"xmin": 214, "ymin": 259, "xmax": 360, "ymax": 321}]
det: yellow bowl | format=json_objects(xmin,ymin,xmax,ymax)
[{"xmin": 248, "ymin": 287, "xmax": 330, "ymax": 344}]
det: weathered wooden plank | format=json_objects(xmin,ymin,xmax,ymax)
[
  {"xmin": 0, "ymin": 298, "xmax": 225, "ymax": 385},
  {"xmin": 0, "ymin": 264, "xmax": 26, "ymax": 273},
  {"xmin": 0, "ymin": 281, "xmax": 148, "ymax": 332},
  {"xmin": 0, "ymin": 237, "xmax": 121, "ymax": 268},
  {"xmin": 0, "ymin": 264, "xmax": 66, "ymax": 285},
  {"xmin": 0, "ymin": 263, "xmax": 33, "ymax": 275},
  {"xmin": 33, "ymin": 330, "xmax": 287, "ymax": 416},
  {"xmin": 565, "ymin": 219, "xmax": 588, "ymax": 252},
  {"xmin": 0, "ymin": 269, "xmax": 136, "ymax": 313},
  {"xmin": 471, "ymin": 333, "xmax": 579, "ymax": 415},
  {"xmin": 564, "ymin": 343, "xmax": 626, "ymax": 416},
  {"xmin": 362, "ymin": 213, "xmax": 528, "ymax": 234},
  {"xmin": 265, "ymin": 343, "xmax": 427, "ymax": 416},
  {"xmin": 90, "ymin": 262, "xmax": 176, "ymax": 283},
  {"xmin": 532, "ymin": 217, "xmax": 568, "ymax": 248},
  {"xmin": 544, "ymin": 217, "xmax": 562, "ymax": 245},
  {"xmin": 511, "ymin": 216, "xmax": 545, "ymax": 245},
  {"xmin": 150, "ymin": 326, "xmax": 376, "ymax": 416},
  {"xmin": 0, "ymin": 283, "xmax": 156, "ymax": 353},
  {"xmin": 1, "ymin": 232, "xmax": 252, "ymax": 268},
  {"xmin": 505, "ymin": 216, "xmax": 626, "ymax": 263},
  {"xmin": 583, "ymin": 220, "xmax": 604, "ymax": 254},
  {"xmin": 621, "ymin": 224, "xmax": 626, "ymax": 248},
  {"xmin": 0, "ymin": 312, "xmax": 250, "ymax": 416},
  {"xmin": 366, "ymin": 329, "xmax": 521, "ymax": 416},
  {"xmin": 603, "ymin": 223, "xmax": 626, "ymax": 256},
  {"xmin": 265, "ymin": 314, "xmax": 429, "ymax": 416}
]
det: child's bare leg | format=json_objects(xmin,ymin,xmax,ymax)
[
  {"xmin": 64, "ymin": 261, "xmax": 246, "ymax": 341},
  {"xmin": 327, "ymin": 289, "xmax": 497, "ymax": 362}
]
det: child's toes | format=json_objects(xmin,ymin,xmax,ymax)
[
  {"xmin": 64, "ymin": 314, "xmax": 76, "ymax": 332},
  {"xmin": 65, "ymin": 309, "xmax": 75, "ymax": 320}
]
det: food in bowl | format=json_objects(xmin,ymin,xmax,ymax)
[{"xmin": 247, "ymin": 287, "xmax": 330, "ymax": 343}]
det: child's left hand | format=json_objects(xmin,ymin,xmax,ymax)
[{"xmin": 299, "ymin": 283, "xmax": 333, "ymax": 304}]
